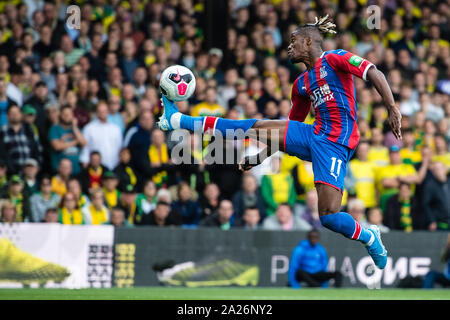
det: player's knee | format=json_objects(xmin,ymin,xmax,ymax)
[
  {"xmin": 318, "ymin": 202, "xmax": 340, "ymax": 216},
  {"xmin": 251, "ymin": 120, "xmax": 264, "ymax": 129}
]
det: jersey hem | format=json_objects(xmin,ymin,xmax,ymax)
[{"xmin": 314, "ymin": 180, "xmax": 343, "ymax": 193}]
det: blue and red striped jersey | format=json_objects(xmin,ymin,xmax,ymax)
[{"xmin": 289, "ymin": 49, "xmax": 374, "ymax": 150}]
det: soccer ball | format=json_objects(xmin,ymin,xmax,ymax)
[{"xmin": 159, "ymin": 65, "xmax": 196, "ymax": 101}]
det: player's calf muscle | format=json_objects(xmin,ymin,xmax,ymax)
[
  {"xmin": 318, "ymin": 202, "xmax": 341, "ymax": 215},
  {"xmin": 251, "ymin": 120, "xmax": 287, "ymax": 146}
]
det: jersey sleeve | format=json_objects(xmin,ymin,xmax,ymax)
[
  {"xmin": 326, "ymin": 50, "xmax": 375, "ymax": 81},
  {"xmin": 289, "ymin": 77, "xmax": 311, "ymax": 122}
]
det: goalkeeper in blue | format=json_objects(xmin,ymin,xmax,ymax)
[{"xmin": 158, "ymin": 15, "xmax": 403, "ymax": 270}]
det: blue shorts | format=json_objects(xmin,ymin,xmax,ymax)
[{"xmin": 283, "ymin": 121, "xmax": 355, "ymax": 192}]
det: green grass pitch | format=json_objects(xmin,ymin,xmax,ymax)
[{"xmin": 0, "ymin": 287, "xmax": 449, "ymax": 300}]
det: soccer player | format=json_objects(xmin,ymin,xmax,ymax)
[{"xmin": 158, "ymin": 15, "xmax": 402, "ymax": 269}]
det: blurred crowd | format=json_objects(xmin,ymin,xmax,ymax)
[{"xmin": 0, "ymin": 0, "xmax": 448, "ymax": 232}]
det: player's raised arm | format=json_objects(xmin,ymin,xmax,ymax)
[{"xmin": 366, "ymin": 67, "xmax": 402, "ymax": 141}]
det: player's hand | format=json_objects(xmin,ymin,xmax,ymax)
[{"xmin": 388, "ymin": 107, "xmax": 402, "ymax": 140}]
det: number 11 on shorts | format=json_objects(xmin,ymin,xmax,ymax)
[{"xmin": 330, "ymin": 157, "xmax": 342, "ymax": 181}]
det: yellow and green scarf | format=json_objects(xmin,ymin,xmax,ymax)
[
  {"xmin": 87, "ymin": 204, "xmax": 109, "ymax": 225},
  {"xmin": 148, "ymin": 143, "xmax": 169, "ymax": 187},
  {"xmin": 59, "ymin": 208, "xmax": 84, "ymax": 225}
]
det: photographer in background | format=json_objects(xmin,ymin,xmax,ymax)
[{"xmin": 288, "ymin": 229, "xmax": 342, "ymax": 289}]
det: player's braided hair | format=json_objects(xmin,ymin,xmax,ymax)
[
  {"xmin": 294, "ymin": 14, "xmax": 337, "ymax": 39},
  {"xmin": 307, "ymin": 14, "xmax": 337, "ymax": 34}
]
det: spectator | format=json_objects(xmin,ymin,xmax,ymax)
[
  {"xmin": 66, "ymin": 177, "xmax": 90, "ymax": 209},
  {"xmin": 384, "ymin": 182, "xmax": 419, "ymax": 232},
  {"xmin": 422, "ymin": 161, "xmax": 450, "ymax": 231},
  {"xmin": 0, "ymin": 160, "xmax": 7, "ymax": 195},
  {"xmin": 113, "ymin": 147, "xmax": 138, "ymax": 193},
  {"xmin": 80, "ymin": 101, "xmax": 123, "ymax": 170},
  {"xmin": 83, "ymin": 32, "xmax": 105, "ymax": 81},
  {"xmin": 0, "ymin": 104, "xmax": 42, "ymax": 174},
  {"xmin": 39, "ymin": 57, "xmax": 56, "ymax": 93},
  {"xmin": 60, "ymin": 34, "xmax": 85, "ymax": 68},
  {"xmin": 191, "ymin": 87, "xmax": 226, "ymax": 117},
  {"xmin": 23, "ymin": 81, "xmax": 51, "ymax": 137},
  {"xmin": 2, "ymin": 175, "xmax": 29, "ymax": 222},
  {"xmin": 22, "ymin": 158, "xmax": 39, "ymax": 197},
  {"xmin": 207, "ymin": 48, "xmax": 225, "ymax": 84},
  {"xmin": 43, "ymin": 207, "xmax": 59, "ymax": 223},
  {"xmin": 76, "ymin": 79, "xmax": 96, "ymax": 116},
  {"xmin": 141, "ymin": 200, "xmax": 182, "ymax": 227},
  {"xmin": 82, "ymin": 188, "xmax": 110, "ymax": 225},
  {"xmin": 78, "ymin": 151, "xmax": 108, "ymax": 194},
  {"xmin": 134, "ymin": 179, "xmax": 157, "ymax": 225},
  {"xmin": 126, "ymin": 110, "xmax": 154, "ymax": 172},
  {"xmin": 119, "ymin": 184, "xmax": 138, "ymax": 225},
  {"xmin": 174, "ymin": 132, "xmax": 210, "ymax": 194},
  {"xmin": 58, "ymin": 191, "xmax": 84, "ymax": 225},
  {"xmin": 132, "ymin": 67, "xmax": 148, "ymax": 99},
  {"xmin": 422, "ymin": 234, "xmax": 450, "ymax": 289},
  {"xmin": 235, "ymin": 206, "xmax": 261, "ymax": 230},
  {"xmin": 48, "ymin": 105, "xmax": 86, "ymax": 175},
  {"xmin": 22, "ymin": 105, "xmax": 39, "ymax": 137},
  {"xmin": 261, "ymin": 156, "xmax": 296, "ymax": 216},
  {"xmin": 347, "ymin": 198, "xmax": 369, "ymax": 229},
  {"xmin": 349, "ymin": 140, "xmax": 378, "ymax": 209},
  {"xmin": 400, "ymin": 128, "xmax": 422, "ymax": 165},
  {"xmin": 51, "ymin": 158, "xmax": 72, "ymax": 197},
  {"xmin": 262, "ymin": 203, "xmax": 311, "ymax": 231},
  {"xmin": 145, "ymin": 128, "xmax": 173, "ymax": 188},
  {"xmin": 103, "ymin": 206, "xmax": 133, "ymax": 227},
  {"xmin": 423, "ymin": 119, "xmax": 437, "ymax": 150},
  {"xmin": 231, "ymin": 173, "xmax": 266, "ymax": 221},
  {"xmin": 103, "ymin": 67, "xmax": 123, "ymax": 99},
  {"xmin": 107, "ymin": 95, "xmax": 125, "ymax": 134},
  {"xmin": 0, "ymin": 200, "xmax": 17, "ymax": 223},
  {"xmin": 288, "ymin": 229, "xmax": 342, "ymax": 289},
  {"xmin": 376, "ymin": 145, "xmax": 427, "ymax": 211},
  {"xmin": 291, "ymin": 159, "xmax": 315, "ymax": 203},
  {"xmin": 200, "ymin": 183, "xmax": 221, "ymax": 219},
  {"xmin": 368, "ymin": 127, "xmax": 389, "ymax": 168},
  {"xmin": 119, "ymin": 38, "xmax": 140, "ymax": 83},
  {"xmin": 171, "ymin": 182, "xmax": 202, "ymax": 226},
  {"xmin": 367, "ymin": 207, "xmax": 390, "ymax": 233},
  {"xmin": 217, "ymin": 68, "xmax": 238, "ymax": 109},
  {"xmin": 0, "ymin": 76, "xmax": 17, "ymax": 126},
  {"xmin": 297, "ymin": 189, "xmax": 322, "ymax": 230},
  {"xmin": 432, "ymin": 134, "xmax": 450, "ymax": 171},
  {"xmin": 30, "ymin": 174, "xmax": 61, "ymax": 222},
  {"xmin": 101, "ymin": 171, "xmax": 121, "ymax": 209},
  {"xmin": 6, "ymin": 65, "xmax": 24, "ymax": 106},
  {"xmin": 199, "ymin": 199, "xmax": 234, "ymax": 230}
]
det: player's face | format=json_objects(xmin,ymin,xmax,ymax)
[{"xmin": 287, "ymin": 33, "xmax": 309, "ymax": 63}]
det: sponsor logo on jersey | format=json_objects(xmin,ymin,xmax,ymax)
[{"xmin": 309, "ymin": 84, "xmax": 334, "ymax": 108}]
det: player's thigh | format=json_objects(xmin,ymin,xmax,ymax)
[
  {"xmin": 283, "ymin": 120, "xmax": 313, "ymax": 160},
  {"xmin": 316, "ymin": 183, "xmax": 342, "ymax": 215},
  {"xmin": 311, "ymin": 136, "xmax": 352, "ymax": 214}
]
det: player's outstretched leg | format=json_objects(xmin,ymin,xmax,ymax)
[
  {"xmin": 317, "ymin": 184, "xmax": 387, "ymax": 269},
  {"xmin": 158, "ymin": 95, "xmax": 257, "ymax": 135},
  {"xmin": 158, "ymin": 95, "xmax": 288, "ymax": 148}
]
